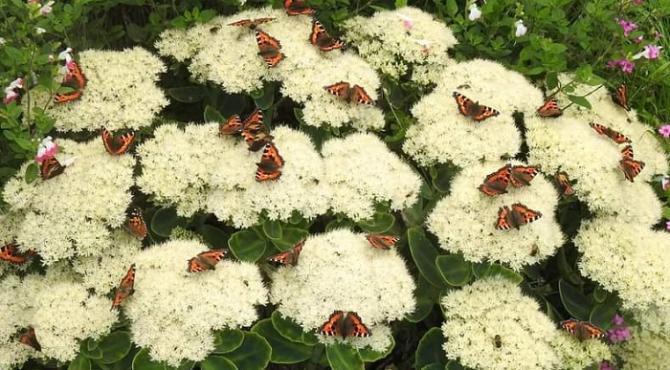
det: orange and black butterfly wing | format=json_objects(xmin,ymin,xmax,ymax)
[
  {"xmin": 472, "ymin": 104, "xmax": 500, "ymax": 122},
  {"xmin": 537, "ymin": 99, "xmax": 562, "ymax": 117},
  {"xmin": 187, "ymin": 257, "xmax": 207, "ymax": 273},
  {"xmin": 621, "ymin": 145, "xmax": 634, "ymax": 159},
  {"xmin": 284, "ymin": 0, "xmax": 315, "ymax": 16},
  {"xmin": 310, "ymin": 20, "xmax": 344, "ymax": 51},
  {"xmin": 111, "ymin": 264, "xmax": 136, "ymax": 309},
  {"xmin": 267, "ymin": 240, "xmax": 303, "ymax": 266},
  {"xmin": 366, "ymin": 234, "xmax": 399, "ymax": 250},
  {"xmin": 351, "ymin": 85, "xmax": 375, "ymax": 105},
  {"xmin": 258, "ymin": 143, "xmax": 285, "ymax": 172},
  {"xmin": 561, "ymin": 319, "xmax": 604, "ymax": 341},
  {"xmin": 510, "ymin": 165, "xmax": 540, "ymax": 188},
  {"xmin": 198, "ymin": 249, "xmax": 227, "ymax": 267},
  {"xmin": 345, "ymin": 312, "xmax": 371, "ymax": 338},
  {"xmin": 478, "ymin": 164, "xmax": 511, "ymax": 196},
  {"xmin": 0, "ymin": 244, "xmax": 27, "ymax": 265},
  {"xmin": 219, "ymin": 115, "xmax": 243, "ymax": 136},
  {"xmin": 495, "ymin": 206, "xmax": 512, "ymax": 230},
  {"xmin": 256, "ymin": 167, "xmax": 282, "ymax": 182},
  {"xmin": 453, "ymin": 92, "xmax": 473, "ymax": 116},
  {"xmin": 127, "ymin": 208, "xmax": 148, "ymax": 239},
  {"xmin": 69, "ymin": 62, "xmax": 87, "ymax": 89},
  {"xmin": 320, "ymin": 311, "xmax": 344, "ymax": 337},
  {"xmin": 18, "ymin": 327, "xmax": 41, "ymax": 351},
  {"xmin": 40, "ymin": 157, "xmax": 65, "ymax": 180},
  {"xmin": 255, "ymin": 31, "xmax": 284, "ymax": 67},
  {"xmin": 229, "ymin": 19, "xmax": 253, "ymax": 27},
  {"xmin": 324, "ymin": 82, "xmax": 351, "ymax": 102},
  {"xmin": 555, "ymin": 172, "xmax": 575, "ymax": 196},
  {"xmin": 612, "ymin": 84, "xmax": 630, "ymax": 111},
  {"xmin": 242, "ymin": 109, "xmax": 265, "ymax": 134},
  {"xmin": 589, "ymin": 123, "xmax": 631, "ymax": 144},
  {"xmin": 620, "ymin": 158, "xmax": 645, "ymax": 182},
  {"xmin": 510, "ymin": 203, "xmax": 542, "ymax": 229},
  {"xmin": 54, "ymin": 89, "xmax": 82, "ymax": 104},
  {"xmin": 102, "ymin": 129, "xmax": 135, "ymax": 155}
]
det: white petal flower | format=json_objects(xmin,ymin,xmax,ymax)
[
  {"xmin": 35, "ymin": 27, "xmax": 46, "ymax": 34},
  {"xmin": 468, "ymin": 4, "xmax": 482, "ymax": 21},
  {"xmin": 551, "ymin": 332, "xmax": 612, "ymax": 370},
  {"xmin": 0, "ymin": 275, "xmax": 41, "ymax": 369},
  {"xmin": 57, "ymin": 47, "xmax": 73, "ymax": 63},
  {"xmin": 616, "ymin": 327, "xmax": 670, "ymax": 370},
  {"xmin": 270, "ymin": 229, "xmax": 416, "ymax": 352},
  {"xmin": 515, "ymin": 20, "xmax": 527, "ymax": 37}
]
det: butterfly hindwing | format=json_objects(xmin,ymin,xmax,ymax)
[
  {"xmin": 310, "ymin": 20, "xmax": 344, "ymax": 51},
  {"xmin": 188, "ymin": 249, "xmax": 227, "ymax": 272},
  {"xmin": 101, "ymin": 129, "xmax": 135, "ymax": 155},
  {"xmin": 345, "ymin": 312, "xmax": 371, "ymax": 338},
  {"xmin": 366, "ymin": 234, "xmax": 399, "ymax": 250},
  {"xmin": 111, "ymin": 264, "xmax": 136, "ymax": 310},
  {"xmin": 228, "ymin": 17, "xmax": 275, "ymax": 29},
  {"xmin": 320, "ymin": 311, "xmax": 344, "ymax": 337},
  {"xmin": 255, "ymin": 31, "xmax": 285, "ymax": 67},
  {"xmin": 612, "ymin": 84, "xmax": 630, "ymax": 111},
  {"xmin": 620, "ymin": 157, "xmax": 645, "ymax": 182},
  {"xmin": 478, "ymin": 164, "xmax": 511, "ymax": 196},
  {"xmin": 219, "ymin": 115, "xmax": 243, "ymax": 136},
  {"xmin": 621, "ymin": 145, "xmax": 634, "ymax": 159},
  {"xmin": 54, "ymin": 90, "xmax": 82, "ymax": 104},
  {"xmin": 509, "ymin": 165, "xmax": 540, "ymax": 188},
  {"xmin": 40, "ymin": 157, "xmax": 65, "ymax": 180},
  {"xmin": 127, "ymin": 208, "xmax": 148, "ymax": 239},
  {"xmin": 324, "ymin": 82, "xmax": 374, "ymax": 105},
  {"xmin": 256, "ymin": 142, "xmax": 284, "ymax": 182},
  {"xmin": 268, "ymin": 239, "xmax": 304, "ymax": 266},
  {"xmin": 537, "ymin": 99, "xmax": 562, "ymax": 117},
  {"xmin": 496, "ymin": 203, "xmax": 542, "ymax": 230},
  {"xmin": 18, "ymin": 327, "xmax": 41, "ymax": 351},
  {"xmin": 350, "ymin": 85, "xmax": 375, "ymax": 105}
]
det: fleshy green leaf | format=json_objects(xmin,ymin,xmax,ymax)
[
  {"xmin": 228, "ymin": 229, "xmax": 267, "ymax": 262},
  {"xmin": 326, "ymin": 342, "xmax": 364, "ymax": 370},
  {"xmin": 567, "ymin": 94, "xmax": 592, "ymax": 109},
  {"xmin": 197, "ymin": 224, "xmax": 228, "ymax": 249},
  {"xmin": 222, "ymin": 332, "xmax": 271, "ymax": 370},
  {"xmin": 204, "ymin": 105, "xmax": 225, "ymax": 123},
  {"xmin": 132, "ymin": 348, "xmax": 167, "ymax": 370},
  {"xmin": 358, "ymin": 335, "xmax": 394, "ymax": 362},
  {"xmin": 488, "ymin": 264, "xmax": 524, "ymax": 285},
  {"xmin": 589, "ymin": 294, "xmax": 618, "ymax": 329},
  {"xmin": 201, "ymin": 356, "xmax": 238, "ymax": 370},
  {"xmin": 356, "ymin": 212, "xmax": 395, "ymax": 233},
  {"xmin": 167, "ymin": 86, "xmax": 206, "ymax": 103},
  {"xmin": 98, "ymin": 331, "xmax": 132, "ymax": 364},
  {"xmin": 270, "ymin": 227, "xmax": 309, "ymax": 251},
  {"xmin": 262, "ymin": 220, "xmax": 283, "ymax": 240},
  {"xmin": 150, "ymin": 207, "xmax": 179, "ymax": 237},
  {"xmin": 25, "ymin": 162, "xmax": 39, "ymax": 184},
  {"xmin": 271, "ymin": 311, "xmax": 315, "ymax": 344},
  {"xmin": 435, "ymin": 254, "xmax": 472, "ymax": 287},
  {"xmin": 559, "ymin": 279, "xmax": 591, "ymax": 320},
  {"xmin": 407, "ymin": 228, "xmax": 445, "ymax": 288},
  {"xmin": 406, "ymin": 276, "xmax": 438, "ymax": 323},
  {"xmin": 414, "ymin": 328, "xmax": 446, "ymax": 369},
  {"xmin": 213, "ymin": 329, "xmax": 245, "ymax": 354},
  {"xmin": 68, "ymin": 354, "xmax": 91, "ymax": 370},
  {"xmin": 251, "ymin": 319, "xmax": 312, "ymax": 364}
]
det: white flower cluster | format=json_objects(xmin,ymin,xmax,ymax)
[
  {"xmin": 427, "ymin": 160, "xmax": 564, "ymax": 270},
  {"xmin": 616, "ymin": 327, "xmax": 670, "ymax": 370},
  {"xmin": 40, "ymin": 47, "xmax": 168, "ymax": 132},
  {"xmin": 321, "ymin": 133, "xmax": 421, "ymax": 220},
  {"xmin": 440, "ymin": 277, "xmax": 560, "ymax": 370},
  {"xmin": 0, "ymin": 275, "xmax": 38, "ymax": 370},
  {"xmin": 125, "ymin": 239, "xmax": 267, "ymax": 366},
  {"xmin": 342, "ymin": 7, "xmax": 458, "ymax": 86},
  {"xmin": 156, "ymin": 8, "xmax": 384, "ymax": 130},
  {"xmin": 404, "ymin": 59, "xmax": 544, "ymax": 167},
  {"xmin": 270, "ymin": 229, "xmax": 416, "ymax": 352},
  {"xmin": 573, "ymin": 217, "xmax": 670, "ymax": 311},
  {"xmin": 550, "ymin": 332, "xmax": 612, "ymax": 370},
  {"xmin": 2, "ymin": 138, "xmax": 135, "ymax": 264}
]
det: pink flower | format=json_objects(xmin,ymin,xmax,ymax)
[
  {"xmin": 607, "ymin": 59, "xmax": 635, "ymax": 74},
  {"xmin": 634, "ymin": 35, "xmax": 644, "ymax": 43},
  {"xmin": 39, "ymin": 1, "xmax": 54, "ymax": 15},
  {"xmin": 35, "ymin": 136, "xmax": 59, "ymax": 163},
  {"xmin": 661, "ymin": 176, "xmax": 670, "ymax": 191},
  {"xmin": 618, "ymin": 19, "xmax": 638, "ymax": 37},
  {"xmin": 632, "ymin": 0, "xmax": 644, "ymax": 4},
  {"xmin": 607, "ymin": 314, "xmax": 632, "ymax": 343},
  {"xmin": 600, "ymin": 360, "xmax": 616, "ymax": 370},
  {"xmin": 658, "ymin": 124, "xmax": 670, "ymax": 138},
  {"xmin": 643, "ymin": 45, "xmax": 662, "ymax": 59},
  {"xmin": 397, "ymin": 14, "xmax": 413, "ymax": 30},
  {"xmin": 666, "ymin": 220, "xmax": 670, "ymax": 231},
  {"xmin": 3, "ymin": 78, "xmax": 24, "ymax": 104}
]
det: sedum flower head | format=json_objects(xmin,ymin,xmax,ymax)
[
  {"xmin": 551, "ymin": 332, "xmax": 612, "ymax": 370},
  {"xmin": 427, "ymin": 160, "xmax": 565, "ymax": 270},
  {"xmin": 126, "ymin": 239, "xmax": 267, "ymax": 366},
  {"xmin": 0, "ymin": 275, "xmax": 41, "ymax": 369},
  {"xmin": 322, "ymin": 133, "xmax": 422, "ymax": 220},
  {"xmin": 270, "ymin": 229, "xmax": 415, "ymax": 352},
  {"xmin": 574, "ymin": 217, "xmax": 670, "ymax": 310},
  {"xmin": 616, "ymin": 327, "xmax": 670, "ymax": 370},
  {"xmin": 441, "ymin": 277, "xmax": 560, "ymax": 370}
]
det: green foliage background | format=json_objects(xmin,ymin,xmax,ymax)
[{"xmin": 1, "ymin": 0, "xmax": 669, "ymax": 369}]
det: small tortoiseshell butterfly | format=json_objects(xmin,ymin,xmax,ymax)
[
  {"xmin": 284, "ymin": 0, "xmax": 315, "ymax": 16},
  {"xmin": 219, "ymin": 115, "xmax": 244, "ymax": 136},
  {"xmin": 619, "ymin": 147, "xmax": 645, "ymax": 182},
  {"xmin": 496, "ymin": 203, "xmax": 542, "ymax": 230},
  {"xmin": 40, "ymin": 157, "xmax": 65, "ymax": 180},
  {"xmin": 101, "ymin": 128, "xmax": 135, "ymax": 155},
  {"xmin": 54, "ymin": 89, "xmax": 82, "ymax": 104},
  {"xmin": 310, "ymin": 20, "xmax": 344, "ymax": 52},
  {"xmin": 555, "ymin": 171, "xmax": 575, "ymax": 196},
  {"xmin": 536, "ymin": 99, "xmax": 562, "ymax": 118},
  {"xmin": 256, "ymin": 31, "xmax": 284, "ymax": 68},
  {"xmin": 111, "ymin": 264, "xmax": 135, "ymax": 310},
  {"xmin": 509, "ymin": 165, "xmax": 540, "ymax": 188},
  {"xmin": 127, "ymin": 208, "xmax": 148, "ymax": 239},
  {"xmin": 187, "ymin": 249, "xmax": 227, "ymax": 273},
  {"xmin": 479, "ymin": 164, "xmax": 512, "ymax": 196},
  {"xmin": 366, "ymin": 234, "xmax": 399, "ymax": 250},
  {"xmin": 611, "ymin": 84, "xmax": 630, "ymax": 111},
  {"xmin": 268, "ymin": 239, "xmax": 304, "ymax": 266},
  {"xmin": 228, "ymin": 17, "xmax": 275, "ymax": 29},
  {"xmin": 561, "ymin": 319, "xmax": 605, "ymax": 341},
  {"xmin": 0, "ymin": 244, "xmax": 27, "ymax": 265},
  {"xmin": 18, "ymin": 326, "xmax": 41, "ymax": 351},
  {"xmin": 63, "ymin": 61, "xmax": 87, "ymax": 89},
  {"xmin": 452, "ymin": 92, "xmax": 499, "ymax": 122},
  {"xmin": 320, "ymin": 311, "xmax": 371, "ymax": 339},
  {"xmin": 241, "ymin": 109, "xmax": 274, "ymax": 152},
  {"xmin": 256, "ymin": 142, "xmax": 285, "ymax": 182},
  {"xmin": 589, "ymin": 122, "xmax": 631, "ymax": 144},
  {"xmin": 324, "ymin": 82, "xmax": 375, "ymax": 105}
]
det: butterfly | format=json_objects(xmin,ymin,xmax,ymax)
[
  {"xmin": 18, "ymin": 327, "xmax": 41, "ymax": 351},
  {"xmin": 256, "ymin": 31, "xmax": 285, "ymax": 68},
  {"xmin": 228, "ymin": 17, "xmax": 275, "ymax": 29},
  {"xmin": 589, "ymin": 122, "xmax": 631, "ymax": 144},
  {"xmin": 111, "ymin": 264, "xmax": 136, "ymax": 310},
  {"xmin": 187, "ymin": 249, "xmax": 227, "ymax": 273},
  {"xmin": 452, "ymin": 91, "xmax": 500, "ymax": 122},
  {"xmin": 54, "ymin": 89, "xmax": 82, "ymax": 104},
  {"xmin": 619, "ymin": 146, "xmax": 645, "ymax": 182},
  {"xmin": 310, "ymin": 20, "xmax": 344, "ymax": 52},
  {"xmin": 555, "ymin": 171, "xmax": 575, "ymax": 196},
  {"xmin": 267, "ymin": 239, "xmax": 304, "ymax": 266},
  {"xmin": 62, "ymin": 61, "xmax": 87, "ymax": 89},
  {"xmin": 509, "ymin": 165, "xmax": 540, "ymax": 188},
  {"xmin": 0, "ymin": 244, "xmax": 27, "ymax": 265},
  {"xmin": 40, "ymin": 157, "xmax": 65, "ymax": 180},
  {"xmin": 101, "ymin": 129, "xmax": 135, "ymax": 155},
  {"xmin": 611, "ymin": 84, "xmax": 630, "ymax": 111},
  {"xmin": 127, "ymin": 208, "xmax": 148, "ymax": 239},
  {"xmin": 496, "ymin": 203, "xmax": 542, "ymax": 230},
  {"xmin": 241, "ymin": 110, "xmax": 274, "ymax": 152},
  {"xmin": 324, "ymin": 82, "xmax": 375, "ymax": 105},
  {"xmin": 366, "ymin": 234, "xmax": 399, "ymax": 250},
  {"xmin": 256, "ymin": 142, "xmax": 285, "ymax": 182},
  {"xmin": 320, "ymin": 311, "xmax": 371, "ymax": 339},
  {"xmin": 621, "ymin": 145, "xmax": 634, "ymax": 159},
  {"xmin": 478, "ymin": 164, "xmax": 512, "ymax": 196},
  {"xmin": 284, "ymin": 0, "xmax": 315, "ymax": 16},
  {"xmin": 560, "ymin": 319, "xmax": 605, "ymax": 341},
  {"xmin": 536, "ymin": 99, "xmax": 562, "ymax": 118}
]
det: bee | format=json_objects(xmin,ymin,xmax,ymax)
[{"xmin": 494, "ymin": 334, "xmax": 502, "ymax": 348}]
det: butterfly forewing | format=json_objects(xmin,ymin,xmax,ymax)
[
  {"xmin": 255, "ymin": 31, "xmax": 285, "ymax": 68},
  {"xmin": 54, "ymin": 90, "xmax": 83, "ymax": 104},
  {"xmin": 589, "ymin": 122, "xmax": 631, "ymax": 144},
  {"xmin": 351, "ymin": 85, "xmax": 375, "ymax": 105},
  {"xmin": 268, "ymin": 239, "xmax": 304, "ymax": 266},
  {"xmin": 310, "ymin": 20, "xmax": 344, "ymax": 51},
  {"xmin": 366, "ymin": 234, "xmax": 399, "ymax": 250},
  {"xmin": 509, "ymin": 165, "xmax": 540, "ymax": 188},
  {"xmin": 101, "ymin": 129, "xmax": 135, "ymax": 155},
  {"xmin": 324, "ymin": 82, "xmax": 374, "ymax": 105},
  {"xmin": 127, "ymin": 208, "xmax": 148, "ymax": 239},
  {"xmin": 561, "ymin": 319, "xmax": 605, "ymax": 341},
  {"xmin": 111, "ymin": 264, "xmax": 136, "ymax": 310},
  {"xmin": 187, "ymin": 249, "xmax": 227, "ymax": 272},
  {"xmin": 496, "ymin": 203, "xmax": 542, "ymax": 230},
  {"xmin": 40, "ymin": 157, "xmax": 65, "ymax": 180},
  {"xmin": 18, "ymin": 327, "xmax": 41, "ymax": 351},
  {"xmin": 320, "ymin": 311, "xmax": 344, "ymax": 337},
  {"xmin": 478, "ymin": 164, "xmax": 511, "ymax": 196},
  {"xmin": 537, "ymin": 99, "xmax": 562, "ymax": 118},
  {"xmin": 284, "ymin": 0, "xmax": 315, "ymax": 16},
  {"xmin": 620, "ymin": 157, "xmax": 645, "ymax": 182},
  {"xmin": 345, "ymin": 312, "xmax": 371, "ymax": 338},
  {"xmin": 612, "ymin": 84, "xmax": 630, "ymax": 111},
  {"xmin": 621, "ymin": 145, "xmax": 634, "ymax": 159},
  {"xmin": 219, "ymin": 115, "xmax": 243, "ymax": 136},
  {"xmin": 228, "ymin": 17, "xmax": 275, "ymax": 29},
  {"xmin": 256, "ymin": 143, "xmax": 284, "ymax": 182}
]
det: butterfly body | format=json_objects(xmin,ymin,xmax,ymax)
[
  {"xmin": 111, "ymin": 264, "xmax": 136, "ymax": 310},
  {"xmin": 228, "ymin": 17, "xmax": 275, "ymax": 29},
  {"xmin": 188, "ymin": 249, "xmax": 227, "ymax": 273},
  {"xmin": 0, "ymin": 244, "xmax": 27, "ymax": 265},
  {"xmin": 612, "ymin": 84, "xmax": 630, "ymax": 111},
  {"xmin": 255, "ymin": 31, "xmax": 284, "ymax": 68},
  {"xmin": 40, "ymin": 157, "xmax": 65, "ymax": 180},
  {"xmin": 268, "ymin": 239, "xmax": 304, "ymax": 266},
  {"xmin": 324, "ymin": 82, "xmax": 374, "ymax": 105},
  {"xmin": 561, "ymin": 319, "xmax": 605, "ymax": 341},
  {"xmin": 101, "ymin": 129, "xmax": 135, "ymax": 155},
  {"xmin": 320, "ymin": 311, "xmax": 371, "ymax": 339},
  {"xmin": 18, "ymin": 327, "xmax": 41, "ymax": 351},
  {"xmin": 284, "ymin": 0, "xmax": 315, "ymax": 16},
  {"xmin": 366, "ymin": 234, "xmax": 399, "ymax": 250},
  {"xmin": 127, "ymin": 208, "xmax": 148, "ymax": 239},
  {"xmin": 537, "ymin": 99, "xmax": 562, "ymax": 118},
  {"xmin": 589, "ymin": 123, "xmax": 631, "ymax": 144},
  {"xmin": 256, "ymin": 142, "xmax": 285, "ymax": 182},
  {"xmin": 452, "ymin": 92, "xmax": 499, "ymax": 122},
  {"xmin": 310, "ymin": 20, "xmax": 344, "ymax": 51},
  {"xmin": 496, "ymin": 203, "xmax": 542, "ymax": 230}
]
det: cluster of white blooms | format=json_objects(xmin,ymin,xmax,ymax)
[
  {"xmin": 270, "ymin": 229, "xmax": 415, "ymax": 352},
  {"xmin": 322, "ymin": 133, "xmax": 421, "ymax": 220},
  {"xmin": 0, "ymin": 275, "xmax": 40, "ymax": 370},
  {"xmin": 404, "ymin": 59, "xmax": 544, "ymax": 167},
  {"xmin": 440, "ymin": 277, "xmax": 560, "ymax": 370},
  {"xmin": 616, "ymin": 327, "xmax": 670, "ymax": 370},
  {"xmin": 427, "ymin": 160, "xmax": 564, "ymax": 270},
  {"xmin": 28, "ymin": 48, "xmax": 168, "ymax": 132},
  {"xmin": 2, "ymin": 139, "xmax": 135, "ymax": 264},
  {"xmin": 156, "ymin": 8, "xmax": 384, "ymax": 130},
  {"xmin": 550, "ymin": 332, "xmax": 612, "ymax": 370},
  {"xmin": 125, "ymin": 239, "xmax": 267, "ymax": 366},
  {"xmin": 342, "ymin": 7, "xmax": 458, "ymax": 86},
  {"xmin": 573, "ymin": 217, "xmax": 670, "ymax": 310},
  {"xmin": 633, "ymin": 305, "xmax": 670, "ymax": 337}
]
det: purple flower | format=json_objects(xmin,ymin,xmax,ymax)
[
  {"xmin": 612, "ymin": 314, "xmax": 625, "ymax": 326},
  {"xmin": 600, "ymin": 360, "xmax": 616, "ymax": 370},
  {"xmin": 644, "ymin": 45, "xmax": 662, "ymax": 59},
  {"xmin": 658, "ymin": 124, "xmax": 670, "ymax": 138},
  {"xmin": 607, "ymin": 59, "xmax": 635, "ymax": 74},
  {"xmin": 607, "ymin": 314, "xmax": 632, "ymax": 343},
  {"xmin": 666, "ymin": 220, "xmax": 670, "ymax": 231},
  {"xmin": 618, "ymin": 19, "xmax": 638, "ymax": 37},
  {"xmin": 632, "ymin": 0, "xmax": 644, "ymax": 4}
]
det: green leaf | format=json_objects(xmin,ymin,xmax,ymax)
[
  {"xmin": 25, "ymin": 163, "xmax": 38, "ymax": 184},
  {"xmin": 271, "ymin": 311, "xmax": 312, "ymax": 344},
  {"xmin": 472, "ymin": 262, "xmax": 491, "ymax": 278},
  {"xmin": 407, "ymin": 228, "xmax": 445, "ymax": 288},
  {"xmin": 251, "ymin": 84, "xmax": 275, "ymax": 110},
  {"xmin": 98, "ymin": 331, "xmax": 132, "ymax": 364},
  {"xmin": 213, "ymin": 329, "xmax": 245, "ymax": 354},
  {"xmin": 132, "ymin": 348, "xmax": 167, "ymax": 370},
  {"xmin": 228, "ymin": 229, "xmax": 267, "ymax": 262},
  {"xmin": 446, "ymin": 360, "xmax": 466, "ymax": 370},
  {"xmin": 204, "ymin": 105, "xmax": 225, "ymax": 123},
  {"xmin": 262, "ymin": 220, "xmax": 283, "ymax": 240},
  {"xmin": 126, "ymin": 22, "xmax": 148, "ymax": 42},
  {"xmin": 545, "ymin": 72, "xmax": 559, "ymax": 90},
  {"xmin": 270, "ymin": 227, "xmax": 309, "ymax": 251},
  {"xmin": 223, "ymin": 332, "xmax": 271, "ymax": 370},
  {"xmin": 167, "ymin": 87, "xmax": 206, "ymax": 103},
  {"xmin": 589, "ymin": 294, "xmax": 618, "ymax": 329},
  {"xmin": 326, "ymin": 342, "xmax": 364, "ymax": 370},
  {"xmin": 150, "ymin": 207, "xmax": 179, "ymax": 237},
  {"xmin": 593, "ymin": 286, "xmax": 608, "ymax": 304},
  {"xmin": 356, "ymin": 212, "xmax": 395, "ymax": 233},
  {"xmin": 406, "ymin": 276, "xmax": 438, "ymax": 323},
  {"xmin": 251, "ymin": 319, "xmax": 312, "ymax": 364},
  {"xmin": 394, "ymin": 0, "xmax": 407, "ymax": 9},
  {"xmin": 567, "ymin": 95, "xmax": 592, "ymax": 109},
  {"xmin": 414, "ymin": 328, "xmax": 446, "ymax": 369},
  {"xmin": 445, "ymin": 0, "xmax": 458, "ymax": 17},
  {"xmin": 198, "ymin": 225, "xmax": 228, "ymax": 249},
  {"xmin": 559, "ymin": 279, "xmax": 591, "ymax": 320},
  {"xmin": 80, "ymin": 341, "xmax": 102, "ymax": 360},
  {"xmin": 435, "ymin": 254, "xmax": 472, "ymax": 287},
  {"xmin": 68, "ymin": 354, "xmax": 91, "ymax": 370},
  {"xmin": 420, "ymin": 364, "xmax": 444, "ymax": 370},
  {"xmin": 488, "ymin": 264, "xmax": 524, "ymax": 285},
  {"xmin": 358, "ymin": 335, "xmax": 394, "ymax": 362},
  {"xmin": 201, "ymin": 356, "xmax": 238, "ymax": 370}
]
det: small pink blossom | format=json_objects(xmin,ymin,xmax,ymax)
[
  {"xmin": 658, "ymin": 124, "xmax": 670, "ymax": 138},
  {"xmin": 661, "ymin": 176, "xmax": 670, "ymax": 191},
  {"xmin": 3, "ymin": 78, "xmax": 24, "ymax": 105},
  {"xmin": 643, "ymin": 45, "xmax": 662, "ymax": 59},
  {"xmin": 632, "ymin": 0, "xmax": 644, "ymax": 4},
  {"xmin": 35, "ymin": 136, "xmax": 59, "ymax": 163},
  {"xmin": 39, "ymin": 1, "xmax": 54, "ymax": 15},
  {"xmin": 617, "ymin": 19, "xmax": 638, "ymax": 37},
  {"xmin": 666, "ymin": 220, "xmax": 670, "ymax": 231},
  {"xmin": 397, "ymin": 14, "xmax": 413, "ymax": 30},
  {"xmin": 600, "ymin": 360, "xmax": 616, "ymax": 370},
  {"xmin": 607, "ymin": 59, "xmax": 635, "ymax": 74},
  {"xmin": 634, "ymin": 35, "xmax": 644, "ymax": 43},
  {"xmin": 607, "ymin": 314, "xmax": 632, "ymax": 343}
]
